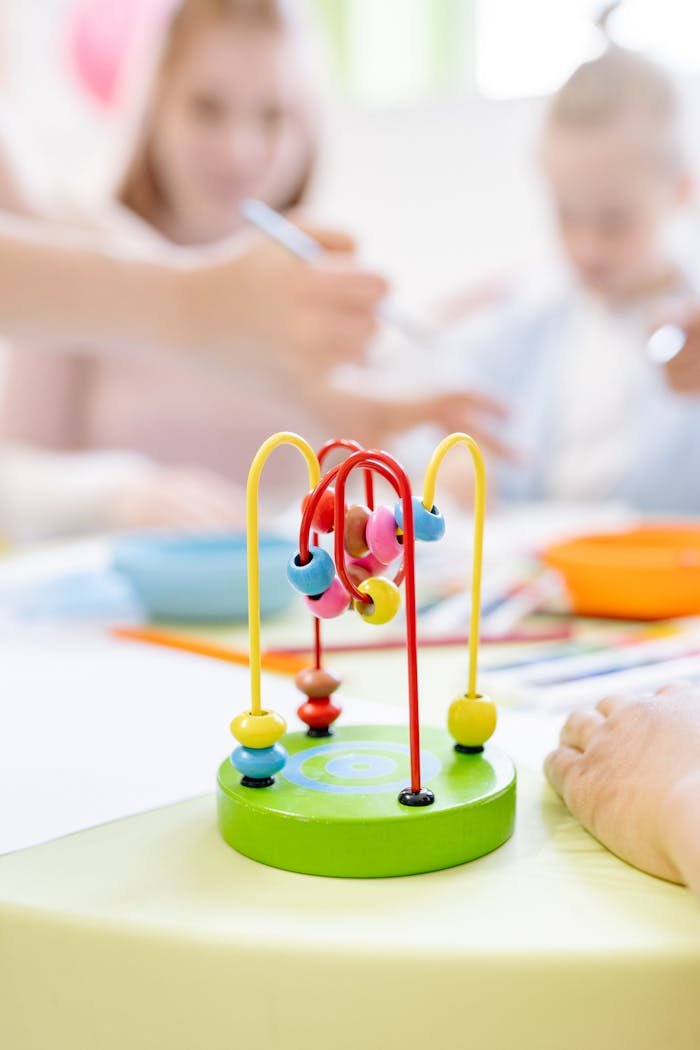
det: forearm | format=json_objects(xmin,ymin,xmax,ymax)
[
  {"xmin": 0, "ymin": 217, "xmax": 186, "ymax": 354},
  {"xmin": 0, "ymin": 214, "xmax": 387, "ymax": 374},
  {"xmin": 662, "ymin": 773, "xmax": 700, "ymax": 898},
  {"xmin": 0, "ymin": 445, "xmax": 154, "ymax": 540}
]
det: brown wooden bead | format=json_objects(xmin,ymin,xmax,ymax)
[
  {"xmin": 294, "ymin": 667, "xmax": 342, "ymax": 698},
  {"xmin": 344, "ymin": 504, "xmax": 371, "ymax": 557}
]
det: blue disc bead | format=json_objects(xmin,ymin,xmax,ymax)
[
  {"xmin": 231, "ymin": 743, "xmax": 288, "ymax": 781},
  {"xmin": 286, "ymin": 545, "xmax": 335, "ymax": 596},
  {"xmin": 394, "ymin": 498, "xmax": 445, "ymax": 542}
]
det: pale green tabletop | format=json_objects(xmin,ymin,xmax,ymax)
[{"xmin": 1, "ymin": 630, "xmax": 699, "ymax": 1050}]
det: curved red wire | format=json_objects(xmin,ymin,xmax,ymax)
[
  {"xmin": 299, "ymin": 459, "xmax": 399, "ymax": 569},
  {"xmin": 309, "ymin": 440, "xmax": 374, "ymax": 677},
  {"xmin": 333, "ymin": 456, "xmax": 403, "ymax": 601},
  {"xmin": 333, "ymin": 449, "xmax": 422, "ymax": 793},
  {"xmin": 317, "ymin": 438, "xmax": 375, "ymax": 508}
]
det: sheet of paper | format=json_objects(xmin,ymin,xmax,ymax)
[{"xmin": 0, "ymin": 626, "xmax": 398, "ymax": 855}]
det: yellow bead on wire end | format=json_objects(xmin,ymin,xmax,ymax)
[
  {"xmin": 447, "ymin": 694, "xmax": 497, "ymax": 752},
  {"xmin": 230, "ymin": 709, "xmax": 287, "ymax": 749},
  {"xmin": 354, "ymin": 576, "xmax": 401, "ymax": 625}
]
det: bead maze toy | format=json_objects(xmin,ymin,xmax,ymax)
[{"xmin": 217, "ymin": 432, "xmax": 516, "ymax": 877}]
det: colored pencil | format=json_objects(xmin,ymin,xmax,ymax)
[
  {"xmin": 490, "ymin": 636, "xmax": 700, "ymax": 688},
  {"xmin": 112, "ymin": 623, "xmax": 574, "ymax": 673},
  {"xmin": 112, "ymin": 625, "xmax": 309, "ymax": 675},
  {"xmin": 268, "ymin": 627, "xmax": 573, "ymax": 656}
]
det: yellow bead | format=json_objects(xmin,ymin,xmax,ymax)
[
  {"xmin": 447, "ymin": 694, "xmax": 497, "ymax": 748},
  {"xmin": 230, "ymin": 709, "xmax": 286, "ymax": 748},
  {"xmin": 354, "ymin": 576, "xmax": 401, "ymax": 625}
]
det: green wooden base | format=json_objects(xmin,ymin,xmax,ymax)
[{"xmin": 217, "ymin": 725, "xmax": 516, "ymax": 877}]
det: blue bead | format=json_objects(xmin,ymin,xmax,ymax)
[
  {"xmin": 286, "ymin": 545, "xmax": 335, "ymax": 596},
  {"xmin": 231, "ymin": 743, "xmax": 287, "ymax": 781},
  {"xmin": 394, "ymin": 498, "xmax": 445, "ymax": 542}
]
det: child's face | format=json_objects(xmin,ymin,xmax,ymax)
[
  {"xmin": 544, "ymin": 123, "xmax": 687, "ymax": 300},
  {"xmin": 150, "ymin": 23, "xmax": 311, "ymax": 243}
]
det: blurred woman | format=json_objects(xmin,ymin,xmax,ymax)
[{"xmin": 1, "ymin": 0, "xmax": 505, "ymax": 518}]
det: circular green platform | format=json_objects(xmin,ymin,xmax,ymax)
[{"xmin": 217, "ymin": 724, "xmax": 516, "ymax": 877}]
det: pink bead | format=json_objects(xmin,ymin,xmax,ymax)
[
  {"xmin": 304, "ymin": 575, "xmax": 351, "ymax": 619},
  {"xmin": 365, "ymin": 505, "xmax": 403, "ymax": 565},
  {"xmin": 345, "ymin": 552, "xmax": 385, "ymax": 587}
]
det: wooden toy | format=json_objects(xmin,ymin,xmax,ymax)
[{"xmin": 217, "ymin": 432, "xmax": 516, "ymax": 877}]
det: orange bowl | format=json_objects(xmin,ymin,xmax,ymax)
[{"xmin": 542, "ymin": 524, "xmax": 700, "ymax": 620}]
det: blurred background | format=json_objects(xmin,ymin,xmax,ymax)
[
  {"xmin": 2, "ymin": 0, "xmax": 700, "ymax": 542},
  {"xmin": 3, "ymin": 0, "xmax": 700, "ymax": 314}
]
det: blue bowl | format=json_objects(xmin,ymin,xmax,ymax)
[{"xmin": 111, "ymin": 532, "xmax": 294, "ymax": 623}]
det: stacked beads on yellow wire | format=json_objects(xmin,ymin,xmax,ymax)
[{"xmin": 230, "ymin": 709, "xmax": 288, "ymax": 787}]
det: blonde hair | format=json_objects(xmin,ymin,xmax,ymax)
[
  {"xmin": 118, "ymin": 0, "xmax": 316, "ymax": 229},
  {"xmin": 546, "ymin": 4, "xmax": 684, "ymax": 172}
]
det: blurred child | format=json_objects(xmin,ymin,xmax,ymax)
[
  {"xmin": 1, "ymin": 0, "xmax": 505, "ymax": 516},
  {"xmin": 439, "ymin": 27, "xmax": 700, "ymax": 512}
]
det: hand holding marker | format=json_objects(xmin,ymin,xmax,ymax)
[
  {"xmin": 240, "ymin": 199, "xmax": 434, "ymax": 350},
  {"xmin": 245, "ymin": 200, "xmax": 698, "ymax": 379}
]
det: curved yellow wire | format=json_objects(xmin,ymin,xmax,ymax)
[
  {"xmin": 422, "ymin": 433, "xmax": 486, "ymax": 699},
  {"xmin": 246, "ymin": 432, "xmax": 320, "ymax": 714}
]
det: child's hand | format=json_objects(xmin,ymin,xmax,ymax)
[
  {"xmin": 649, "ymin": 305, "xmax": 700, "ymax": 395},
  {"xmin": 300, "ymin": 385, "xmax": 515, "ymax": 461},
  {"xmin": 545, "ymin": 683, "xmax": 700, "ymax": 894},
  {"xmin": 189, "ymin": 228, "xmax": 388, "ymax": 376},
  {"xmin": 663, "ymin": 310, "xmax": 700, "ymax": 394},
  {"xmin": 110, "ymin": 466, "xmax": 245, "ymax": 530}
]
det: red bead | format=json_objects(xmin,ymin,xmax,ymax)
[
  {"xmin": 297, "ymin": 697, "xmax": 342, "ymax": 730},
  {"xmin": 301, "ymin": 487, "xmax": 340, "ymax": 534},
  {"xmin": 294, "ymin": 667, "xmax": 342, "ymax": 697},
  {"xmin": 344, "ymin": 504, "xmax": 371, "ymax": 557}
]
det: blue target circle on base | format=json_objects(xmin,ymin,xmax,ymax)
[
  {"xmin": 325, "ymin": 753, "xmax": 394, "ymax": 778},
  {"xmin": 217, "ymin": 724, "xmax": 517, "ymax": 878},
  {"xmin": 282, "ymin": 740, "xmax": 442, "ymax": 795}
]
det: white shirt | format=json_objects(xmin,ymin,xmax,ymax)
[{"xmin": 546, "ymin": 290, "xmax": 651, "ymax": 500}]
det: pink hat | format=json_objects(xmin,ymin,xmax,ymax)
[{"xmin": 66, "ymin": 0, "xmax": 179, "ymax": 108}]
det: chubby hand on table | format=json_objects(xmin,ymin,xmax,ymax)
[{"xmin": 545, "ymin": 682, "xmax": 700, "ymax": 898}]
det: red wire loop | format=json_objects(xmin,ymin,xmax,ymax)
[
  {"xmin": 308, "ymin": 440, "xmax": 374, "ymax": 678},
  {"xmin": 332, "ymin": 449, "xmax": 422, "ymax": 793},
  {"xmin": 299, "ymin": 459, "xmax": 400, "ymax": 574},
  {"xmin": 297, "ymin": 441, "xmax": 422, "ymax": 793},
  {"xmin": 317, "ymin": 438, "xmax": 375, "ymax": 508}
]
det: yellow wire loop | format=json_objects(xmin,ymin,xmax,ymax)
[
  {"xmin": 246, "ymin": 433, "xmax": 320, "ymax": 715},
  {"xmin": 421, "ymin": 433, "xmax": 486, "ymax": 699}
]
